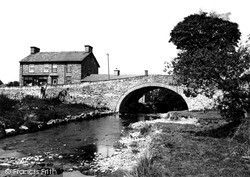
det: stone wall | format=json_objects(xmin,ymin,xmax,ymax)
[
  {"xmin": 81, "ymin": 54, "xmax": 99, "ymax": 78},
  {"xmin": 0, "ymin": 75, "xmax": 216, "ymax": 112},
  {"xmin": 20, "ymin": 63, "xmax": 83, "ymax": 85}
]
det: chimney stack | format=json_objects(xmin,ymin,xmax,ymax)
[
  {"xmin": 114, "ymin": 68, "xmax": 120, "ymax": 76},
  {"xmin": 85, "ymin": 45, "xmax": 93, "ymax": 53},
  {"xmin": 144, "ymin": 70, "xmax": 148, "ymax": 76},
  {"xmin": 30, "ymin": 46, "xmax": 40, "ymax": 54}
]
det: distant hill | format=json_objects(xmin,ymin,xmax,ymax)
[{"xmin": 0, "ymin": 80, "xmax": 3, "ymax": 85}]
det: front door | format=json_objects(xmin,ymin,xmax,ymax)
[{"xmin": 52, "ymin": 77, "xmax": 58, "ymax": 86}]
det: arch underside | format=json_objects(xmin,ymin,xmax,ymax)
[{"xmin": 116, "ymin": 83, "xmax": 188, "ymax": 113}]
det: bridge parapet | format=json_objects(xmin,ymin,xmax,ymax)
[{"xmin": 0, "ymin": 75, "xmax": 215, "ymax": 112}]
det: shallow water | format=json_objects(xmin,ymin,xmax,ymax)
[{"xmin": 0, "ymin": 114, "xmax": 152, "ymax": 162}]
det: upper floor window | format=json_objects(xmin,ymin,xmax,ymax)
[
  {"xmin": 44, "ymin": 64, "xmax": 49, "ymax": 72},
  {"xmin": 66, "ymin": 64, "xmax": 72, "ymax": 73},
  {"xmin": 52, "ymin": 64, "xmax": 57, "ymax": 73},
  {"xmin": 29, "ymin": 64, "xmax": 35, "ymax": 73}
]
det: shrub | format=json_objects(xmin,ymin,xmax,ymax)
[
  {"xmin": 21, "ymin": 95, "xmax": 39, "ymax": 104},
  {"xmin": 125, "ymin": 155, "xmax": 166, "ymax": 177},
  {"xmin": 0, "ymin": 94, "xmax": 18, "ymax": 113},
  {"xmin": 131, "ymin": 149, "xmax": 140, "ymax": 154},
  {"xmin": 140, "ymin": 124, "xmax": 152, "ymax": 136},
  {"xmin": 129, "ymin": 141, "xmax": 138, "ymax": 148},
  {"xmin": 113, "ymin": 141, "xmax": 127, "ymax": 149},
  {"xmin": 36, "ymin": 109, "xmax": 65, "ymax": 122},
  {"xmin": 44, "ymin": 97, "xmax": 61, "ymax": 105},
  {"xmin": 6, "ymin": 81, "xmax": 19, "ymax": 87}
]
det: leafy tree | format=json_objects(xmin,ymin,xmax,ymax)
[
  {"xmin": 169, "ymin": 12, "xmax": 241, "ymax": 51},
  {"xmin": 6, "ymin": 81, "xmax": 19, "ymax": 87},
  {"xmin": 169, "ymin": 12, "xmax": 250, "ymax": 121},
  {"xmin": 145, "ymin": 89, "xmax": 188, "ymax": 113}
]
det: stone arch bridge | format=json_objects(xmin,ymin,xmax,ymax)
[
  {"xmin": 0, "ymin": 75, "xmax": 215, "ymax": 113},
  {"xmin": 0, "ymin": 75, "xmax": 214, "ymax": 112},
  {"xmin": 76, "ymin": 75, "xmax": 214, "ymax": 112}
]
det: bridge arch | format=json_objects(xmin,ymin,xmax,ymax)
[{"xmin": 115, "ymin": 83, "xmax": 188, "ymax": 113}]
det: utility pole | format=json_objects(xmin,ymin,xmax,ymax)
[{"xmin": 107, "ymin": 53, "xmax": 110, "ymax": 80}]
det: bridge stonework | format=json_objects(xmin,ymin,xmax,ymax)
[{"xmin": 0, "ymin": 75, "xmax": 215, "ymax": 112}]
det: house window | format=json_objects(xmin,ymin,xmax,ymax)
[
  {"xmin": 52, "ymin": 64, "xmax": 57, "ymax": 73},
  {"xmin": 66, "ymin": 64, "xmax": 72, "ymax": 73},
  {"xmin": 29, "ymin": 64, "xmax": 35, "ymax": 73},
  {"xmin": 44, "ymin": 64, "xmax": 49, "ymax": 72},
  {"xmin": 66, "ymin": 76, "xmax": 71, "ymax": 84},
  {"xmin": 23, "ymin": 76, "xmax": 33, "ymax": 86}
]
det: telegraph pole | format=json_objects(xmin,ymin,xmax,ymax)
[{"xmin": 107, "ymin": 53, "xmax": 110, "ymax": 80}]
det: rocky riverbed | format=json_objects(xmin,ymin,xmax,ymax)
[
  {"xmin": 0, "ymin": 110, "xmax": 114, "ymax": 177},
  {"xmin": 1, "ymin": 110, "xmax": 249, "ymax": 177},
  {"xmin": 0, "ymin": 111, "xmax": 202, "ymax": 176},
  {"xmin": 90, "ymin": 112, "xmax": 202, "ymax": 176},
  {"xmin": 86, "ymin": 111, "xmax": 250, "ymax": 177}
]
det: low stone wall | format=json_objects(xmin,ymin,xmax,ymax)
[{"xmin": 0, "ymin": 75, "xmax": 217, "ymax": 111}]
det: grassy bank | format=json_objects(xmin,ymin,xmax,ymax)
[
  {"xmin": 93, "ymin": 111, "xmax": 250, "ymax": 177},
  {"xmin": 0, "ymin": 94, "xmax": 109, "ymax": 138}
]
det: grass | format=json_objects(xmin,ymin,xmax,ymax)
[
  {"xmin": 0, "ymin": 94, "xmax": 24, "ymax": 129},
  {"xmin": 124, "ymin": 155, "xmax": 166, "ymax": 177},
  {"xmin": 195, "ymin": 119, "xmax": 241, "ymax": 138},
  {"xmin": 148, "ymin": 126, "xmax": 246, "ymax": 176},
  {"xmin": 104, "ymin": 154, "xmax": 166, "ymax": 177},
  {"xmin": 0, "ymin": 94, "xmax": 97, "ymax": 130},
  {"xmin": 151, "ymin": 115, "xmax": 250, "ymax": 176},
  {"xmin": 109, "ymin": 110, "xmax": 250, "ymax": 177}
]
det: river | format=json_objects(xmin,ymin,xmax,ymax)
[{"xmin": 0, "ymin": 114, "xmax": 153, "ymax": 176}]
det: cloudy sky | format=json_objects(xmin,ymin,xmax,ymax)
[{"xmin": 0, "ymin": 0, "xmax": 249, "ymax": 83}]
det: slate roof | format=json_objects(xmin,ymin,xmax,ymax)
[
  {"xmin": 81, "ymin": 74, "xmax": 141, "ymax": 82},
  {"xmin": 20, "ymin": 51, "xmax": 91, "ymax": 63}
]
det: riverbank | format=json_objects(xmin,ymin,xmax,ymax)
[
  {"xmin": 1, "ymin": 99, "xmax": 250, "ymax": 177},
  {"xmin": 0, "ymin": 94, "xmax": 113, "ymax": 139},
  {"xmin": 0, "ymin": 114, "xmax": 124, "ymax": 177},
  {"xmin": 90, "ymin": 111, "xmax": 250, "ymax": 177}
]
